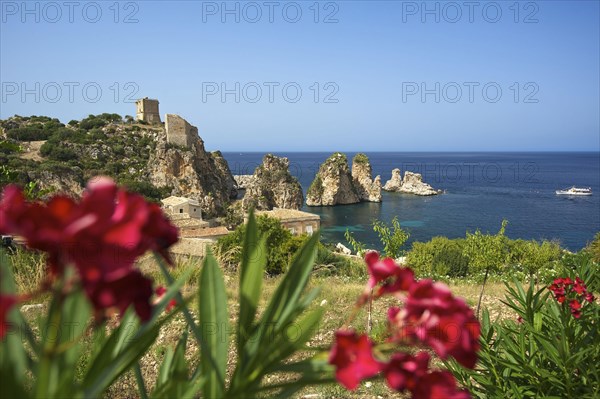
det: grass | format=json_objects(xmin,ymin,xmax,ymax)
[{"xmin": 7, "ymin": 251, "xmax": 513, "ymax": 398}]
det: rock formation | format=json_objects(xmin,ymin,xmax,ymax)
[
  {"xmin": 383, "ymin": 168, "xmax": 403, "ymax": 192},
  {"xmin": 351, "ymin": 153, "xmax": 382, "ymax": 202},
  {"xmin": 306, "ymin": 153, "xmax": 360, "ymax": 206},
  {"xmin": 242, "ymin": 154, "xmax": 303, "ymax": 210},
  {"xmin": 211, "ymin": 150, "xmax": 238, "ymax": 198},
  {"xmin": 383, "ymin": 169, "xmax": 441, "ymax": 196},
  {"xmin": 233, "ymin": 175, "xmax": 255, "ymax": 189},
  {"xmin": 148, "ymin": 121, "xmax": 237, "ymax": 217}
]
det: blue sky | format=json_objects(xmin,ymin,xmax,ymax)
[{"xmin": 1, "ymin": 0, "xmax": 599, "ymax": 151}]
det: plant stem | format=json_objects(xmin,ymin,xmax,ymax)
[{"xmin": 476, "ymin": 266, "xmax": 490, "ymax": 318}]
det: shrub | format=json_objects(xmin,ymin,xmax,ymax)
[
  {"xmin": 407, "ymin": 236, "xmax": 469, "ymax": 278},
  {"xmin": 6, "ymin": 126, "xmax": 51, "ymax": 141},
  {"xmin": 447, "ymin": 274, "xmax": 599, "ymax": 398},
  {"xmin": 352, "ymin": 153, "xmax": 369, "ymax": 165},
  {"xmin": 215, "ymin": 214, "xmax": 294, "ymax": 274},
  {"xmin": 585, "ymin": 232, "xmax": 600, "ymax": 263}
]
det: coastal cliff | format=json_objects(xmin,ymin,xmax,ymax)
[
  {"xmin": 148, "ymin": 129, "xmax": 238, "ymax": 218},
  {"xmin": 306, "ymin": 153, "xmax": 360, "ymax": 206},
  {"xmin": 383, "ymin": 168, "xmax": 441, "ymax": 196},
  {"xmin": 242, "ymin": 154, "xmax": 303, "ymax": 210},
  {"xmin": 351, "ymin": 153, "xmax": 382, "ymax": 202}
]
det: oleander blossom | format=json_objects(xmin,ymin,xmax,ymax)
[
  {"xmin": 0, "ymin": 178, "xmax": 179, "ymax": 322},
  {"xmin": 549, "ymin": 276, "xmax": 594, "ymax": 319},
  {"xmin": 364, "ymin": 251, "xmax": 415, "ymax": 298},
  {"xmin": 155, "ymin": 286, "xmax": 177, "ymax": 312},
  {"xmin": 328, "ymin": 330, "xmax": 382, "ymax": 390},
  {"xmin": 390, "ymin": 279, "xmax": 480, "ymax": 369}
]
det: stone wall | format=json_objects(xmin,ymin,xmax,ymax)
[{"xmin": 165, "ymin": 114, "xmax": 198, "ymax": 148}]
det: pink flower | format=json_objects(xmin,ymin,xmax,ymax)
[
  {"xmin": 329, "ymin": 330, "xmax": 382, "ymax": 390},
  {"xmin": 0, "ymin": 294, "xmax": 17, "ymax": 339},
  {"xmin": 412, "ymin": 371, "xmax": 471, "ymax": 399},
  {"xmin": 393, "ymin": 280, "xmax": 480, "ymax": 369},
  {"xmin": 364, "ymin": 251, "xmax": 414, "ymax": 297},
  {"xmin": 383, "ymin": 352, "xmax": 430, "ymax": 392}
]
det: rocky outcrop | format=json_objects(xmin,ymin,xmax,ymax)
[
  {"xmin": 351, "ymin": 153, "xmax": 382, "ymax": 202},
  {"xmin": 306, "ymin": 153, "xmax": 360, "ymax": 206},
  {"xmin": 148, "ymin": 124, "xmax": 237, "ymax": 217},
  {"xmin": 211, "ymin": 150, "xmax": 238, "ymax": 198},
  {"xmin": 233, "ymin": 175, "xmax": 255, "ymax": 189},
  {"xmin": 242, "ymin": 154, "xmax": 303, "ymax": 210},
  {"xmin": 383, "ymin": 168, "xmax": 403, "ymax": 191},
  {"xmin": 383, "ymin": 169, "xmax": 441, "ymax": 196}
]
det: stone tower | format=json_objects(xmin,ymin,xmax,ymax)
[
  {"xmin": 135, "ymin": 97, "xmax": 161, "ymax": 124},
  {"xmin": 165, "ymin": 114, "xmax": 198, "ymax": 148}
]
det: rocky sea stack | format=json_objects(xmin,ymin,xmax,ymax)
[
  {"xmin": 242, "ymin": 154, "xmax": 303, "ymax": 210},
  {"xmin": 383, "ymin": 168, "xmax": 441, "ymax": 196},
  {"xmin": 351, "ymin": 153, "xmax": 382, "ymax": 203},
  {"xmin": 307, "ymin": 152, "xmax": 383, "ymax": 206}
]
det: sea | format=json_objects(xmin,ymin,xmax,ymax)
[{"xmin": 221, "ymin": 152, "xmax": 600, "ymax": 252}]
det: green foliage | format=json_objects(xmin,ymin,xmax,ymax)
[
  {"xmin": 446, "ymin": 276, "xmax": 600, "ymax": 398},
  {"xmin": 344, "ymin": 228, "xmax": 366, "ymax": 256},
  {"xmin": 408, "ymin": 237, "xmax": 469, "ymax": 278},
  {"xmin": 586, "ymin": 232, "xmax": 600, "ymax": 263},
  {"xmin": 307, "ymin": 174, "xmax": 324, "ymax": 198},
  {"xmin": 372, "ymin": 216, "xmax": 409, "ymax": 259},
  {"xmin": 7, "ymin": 126, "xmax": 52, "ymax": 141},
  {"xmin": 214, "ymin": 215, "xmax": 299, "ymax": 275},
  {"xmin": 0, "ymin": 140, "xmax": 22, "ymax": 154},
  {"xmin": 120, "ymin": 179, "xmax": 171, "ymax": 203},
  {"xmin": 463, "ymin": 219, "xmax": 509, "ymax": 277},
  {"xmin": 345, "ymin": 216, "xmax": 409, "ymax": 259},
  {"xmin": 352, "ymin": 153, "xmax": 369, "ymax": 165}
]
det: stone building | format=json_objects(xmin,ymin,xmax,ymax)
[
  {"xmin": 253, "ymin": 208, "xmax": 320, "ymax": 236},
  {"xmin": 135, "ymin": 97, "xmax": 161, "ymax": 124},
  {"xmin": 161, "ymin": 196, "xmax": 202, "ymax": 219},
  {"xmin": 165, "ymin": 114, "xmax": 198, "ymax": 148}
]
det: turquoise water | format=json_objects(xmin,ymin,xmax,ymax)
[{"xmin": 223, "ymin": 152, "xmax": 600, "ymax": 251}]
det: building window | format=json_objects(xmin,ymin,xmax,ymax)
[
  {"xmin": 179, "ymin": 209, "xmax": 183, "ymax": 213},
  {"xmin": 305, "ymin": 225, "xmax": 314, "ymax": 235},
  {"xmin": 289, "ymin": 227, "xmax": 296, "ymax": 234},
  {"xmin": 193, "ymin": 208, "xmax": 196, "ymax": 212}
]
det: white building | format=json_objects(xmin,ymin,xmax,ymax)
[{"xmin": 161, "ymin": 196, "xmax": 202, "ymax": 220}]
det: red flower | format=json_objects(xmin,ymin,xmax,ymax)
[
  {"xmin": 0, "ymin": 294, "xmax": 17, "ymax": 339},
  {"xmin": 85, "ymin": 270, "xmax": 154, "ymax": 321},
  {"xmin": 364, "ymin": 251, "xmax": 414, "ymax": 297},
  {"xmin": 329, "ymin": 330, "xmax": 382, "ymax": 390},
  {"xmin": 412, "ymin": 371, "xmax": 470, "ymax": 399},
  {"xmin": 0, "ymin": 178, "xmax": 179, "ymax": 322},
  {"xmin": 383, "ymin": 352, "xmax": 430, "ymax": 392},
  {"xmin": 155, "ymin": 286, "xmax": 177, "ymax": 312},
  {"xmin": 393, "ymin": 280, "xmax": 480, "ymax": 369},
  {"xmin": 569, "ymin": 299, "xmax": 582, "ymax": 319},
  {"xmin": 585, "ymin": 292, "xmax": 595, "ymax": 303},
  {"xmin": 573, "ymin": 277, "xmax": 587, "ymax": 295}
]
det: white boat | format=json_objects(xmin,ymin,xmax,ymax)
[{"xmin": 555, "ymin": 186, "xmax": 592, "ymax": 196}]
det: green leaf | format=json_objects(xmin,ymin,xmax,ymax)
[
  {"xmin": 82, "ymin": 267, "xmax": 193, "ymax": 398},
  {"xmin": 199, "ymin": 250, "xmax": 228, "ymax": 399},
  {"xmin": 238, "ymin": 211, "xmax": 267, "ymax": 355}
]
